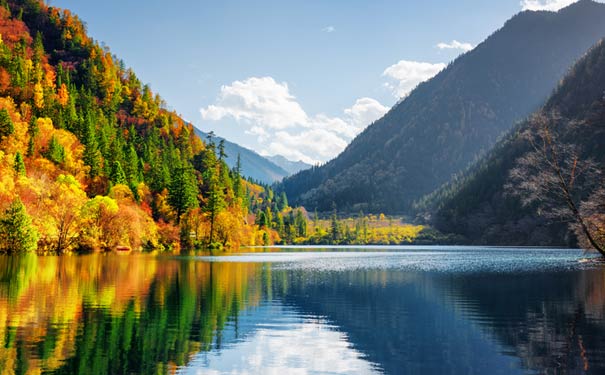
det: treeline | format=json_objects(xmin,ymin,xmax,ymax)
[
  {"xmin": 0, "ymin": 0, "xmax": 274, "ymax": 254},
  {"xmin": 304, "ymin": 211, "xmax": 427, "ymax": 245},
  {"xmin": 249, "ymin": 191, "xmax": 431, "ymax": 245}
]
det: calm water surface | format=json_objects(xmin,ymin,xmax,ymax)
[{"xmin": 1, "ymin": 246, "xmax": 604, "ymax": 374}]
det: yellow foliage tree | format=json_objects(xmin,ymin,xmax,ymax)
[
  {"xmin": 106, "ymin": 184, "xmax": 159, "ymax": 250},
  {"xmin": 38, "ymin": 174, "xmax": 88, "ymax": 253},
  {"xmin": 214, "ymin": 207, "xmax": 246, "ymax": 249},
  {"xmin": 0, "ymin": 98, "xmax": 29, "ymax": 157},
  {"xmin": 34, "ymin": 117, "xmax": 88, "ymax": 179},
  {"xmin": 57, "ymin": 83, "xmax": 69, "ymax": 107},
  {"xmin": 33, "ymin": 82, "xmax": 44, "ymax": 109},
  {"xmin": 81, "ymin": 195, "xmax": 120, "ymax": 250}
]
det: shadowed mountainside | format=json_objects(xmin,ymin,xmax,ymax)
[
  {"xmin": 279, "ymin": 0, "xmax": 605, "ymax": 215},
  {"xmin": 421, "ymin": 38, "xmax": 605, "ymax": 246}
]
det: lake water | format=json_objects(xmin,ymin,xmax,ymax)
[{"xmin": 1, "ymin": 246, "xmax": 604, "ymax": 374}]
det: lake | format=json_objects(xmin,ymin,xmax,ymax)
[{"xmin": 1, "ymin": 246, "xmax": 604, "ymax": 374}]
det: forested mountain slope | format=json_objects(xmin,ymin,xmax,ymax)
[
  {"xmin": 0, "ymin": 0, "xmax": 275, "ymax": 253},
  {"xmin": 279, "ymin": 0, "xmax": 605, "ymax": 214},
  {"xmin": 423, "ymin": 39, "xmax": 605, "ymax": 246}
]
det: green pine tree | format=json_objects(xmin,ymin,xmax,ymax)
[
  {"xmin": 26, "ymin": 117, "xmax": 38, "ymax": 157},
  {"xmin": 14, "ymin": 152, "xmax": 26, "ymax": 176},
  {"xmin": 124, "ymin": 145, "xmax": 140, "ymax": 184},
  {"xmin": 83, "ymin": 122, "xmax": 101, "ymax": 176},
  {"xmin": 278, "ymin": 192, "xmax": 289, "ymax": 211},
  {"xmin": 203, "ymin": 166, "xmax": 225, "ymax": 245},
  {"xmin": 26, "ymin": 136, "xmax": 35, "ymax": 157},
  {"xmin": 0, "ymin": 198, "xmax": 39, "ymax": 254},
  {"xmin": 276, "ymin": 213, "xmax": 285, "ymax": 238},
  {"xmin": 168, "ymin": 166, "xmax": 199, "ymax": 223},
  {"xmin": 110, "ymin": 161, "xmax": 127, "ymax": 185},
  {"xmin": 331, "ymin": 203, "xmax": 340, "ymax": 243},
  {"xmin": 295, "ymin": 209, "xmax": 307, "ymax": 237},
  {"xmin": 46, "ymin": 136, "xmax": 65, "ymax": 164},
  {"xmin": 0, "ymin": 109, "xmax": 14, "ymax": 138},
  {"xmin": 218, "ymin": 139, "xmax": 227, "ymax": 161}
]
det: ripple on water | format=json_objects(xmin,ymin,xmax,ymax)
[{"xmin": 195, "ymin": 246, "xmax": 603, "ymax": 274}]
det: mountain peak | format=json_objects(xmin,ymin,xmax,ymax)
[
  {"xmin": 267, "ymin": 155, "xmax": 312, "ymax": 175},
  {"xmin": 559, "ymin": 0, "xmax": 603, "ymax": 12},
  {"xmin": 279, "ymin": 4, "xmax": 605, "ymax": 213}
]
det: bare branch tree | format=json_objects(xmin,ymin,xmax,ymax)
[
  {"xmin": 507, "ymin": 111, "xmax": 605, "ymax": 256},
  {"xmin": 576, "ymin": 188, "xmax": 605, "ymax": 251}
]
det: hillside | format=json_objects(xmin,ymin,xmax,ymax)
[
  {"xmin": 424, "ymin": 39, "xmax": 605, "ymax": 246},
  {"xmin": 278, "ymin": 0, "xmax": 605, "ymax": 214},
  {"xmin": 194, "ymin": 128, "xmax": 290, "ymax": 184},
  {"xmin": 0, "ymin": 0, "xmax": 276, "ymax": 253}
]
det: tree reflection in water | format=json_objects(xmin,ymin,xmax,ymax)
[{"xmin": 0, "ymin": 253, "xmax": 604, "ymax": 375}]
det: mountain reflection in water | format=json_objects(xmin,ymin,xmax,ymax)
[{"xmin": 0, "ymin": 247, "xmax": 603, "ymax": 375}]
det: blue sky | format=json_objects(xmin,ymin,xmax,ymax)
[{"xmin": 51, "ymin": 0, "xmax": 588, "ymax": 163}]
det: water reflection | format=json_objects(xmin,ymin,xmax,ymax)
[
  {"xmin": 180, "ymin": 302, "xmax": 380, "ymax": 375},
  {"xmin": 0, "ymin": 254, "xmax": 266, "ymax": 374},
  {"xmin": 0, "ymin": 249, "xmax": 604, "ymax": 374}
]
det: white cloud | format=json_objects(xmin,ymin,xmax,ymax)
[
  {"xmin": 181, "ymin": 305, "xmax": 378, "ymax": 375},
  {"xmin": 268, "ymin": 129, "xmax": 350, "ymax": 164},
  {"xmin": 436, "ymin": 40, "xmax": 474, "ymax": 52},
  {"xmin": 382, "ymin": 60, "xmax": 446, "ymax": 98},
  {"xmin": 520, "ymin": 0, "xmax": 577, "ymax": 11},
  {"xmin": 246, "ymin": 126, "xmax": 270, "ymax": 143},
  {"xmin": 344, "ymin": 97, "xmax": 389, "ymax": 132},
  {"xmin": 201, "ymin": 78, "xmax": 388, "ymax": 164},
  {"xmin": 322, "ymin": 26, "xmax": 335, "ymax": 33},
  {"xmin": 201, "ymin": 77, "xmax": 308, "ymax": 130}
]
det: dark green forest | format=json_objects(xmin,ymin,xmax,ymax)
[{"xmin": 418, "ymin": 39, "xmax": 605, "ymax": 248}]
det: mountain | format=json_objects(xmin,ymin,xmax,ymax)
[
  {"xmin": 193, "ymin": 129, "xmax": 289, "ymax": 184},
  {"xmin": 266, "ymin": 155, "xmax": 311, "ymax": 175},
  {"xmin": 0, "ymin": 0, "xmax": 268, "ymax": 253},
  {"xmin": 423, "ymin": 38, "xmax": 605, "ymax": 246},
  {"xmin": 278, "ymin": 0, "xmax": 605, "ymax": 214}
]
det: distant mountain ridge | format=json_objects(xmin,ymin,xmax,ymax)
[
  {"xmin": 267, "ymin": 155, "xmax": 312, "ymax": 175},
  {"xmin": 193, "ymin": 128, "xmax": 290, "ymax": 184},
  {"xmin": 278, "ymin": 0, "xmax": 605, "ymax": 214}
]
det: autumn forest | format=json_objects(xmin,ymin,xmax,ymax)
[
  {"xmin": 0, "ymin": 0, "xmax": 432, "ymax": 255},
  {"xmin": 2, "ymin": 1, "xmax": 605, "ymax": 374}
]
